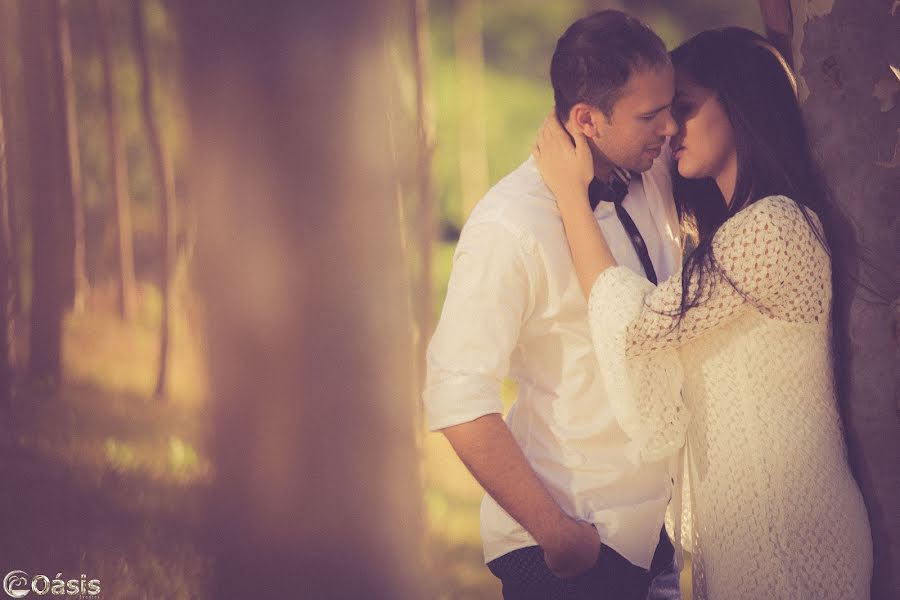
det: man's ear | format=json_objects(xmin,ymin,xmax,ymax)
[{"xmin": 568, "ymin": 103, "xmax": 599, "ymax": 138}]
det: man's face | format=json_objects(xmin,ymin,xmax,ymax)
[{"xmin": 581, "ymin": 64, "xmax": 678, "ymax": 173}]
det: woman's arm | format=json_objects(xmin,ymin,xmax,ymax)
[
  {"xmin": 616, "ymin": 196, "xmax": 824, "ymax": 357},
  {"xmin": 533, "ymin": 111, "xmax": 620, "ymax": 297},
  {"xmin": 556, "ymin": 195, "xmax": 618, "ymax": 298}
]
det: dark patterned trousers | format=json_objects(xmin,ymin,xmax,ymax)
[{"xmin": 487, "ymin": 528, "xmax": 678, "ymax": 600}]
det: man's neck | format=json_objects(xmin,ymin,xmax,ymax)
[{"xmin": 592, "ymin": 153, "xmax": 616, "ymax": 183}]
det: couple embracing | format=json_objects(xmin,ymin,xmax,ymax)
[{"xmin": 424, "ymin": 9, "xmax": 873, "ymax": 600}]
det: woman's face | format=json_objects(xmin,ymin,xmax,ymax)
[{"xmin": 670, "ymin": 71, "xmax": 736, "ymax": 180}]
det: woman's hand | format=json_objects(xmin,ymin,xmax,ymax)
[
  {"xmin": 533, "ymin": 109, "xmax": 594, "ymax": 211},
  {"xmin": 534, "ymin": 109, "xmax": 618, "ymax": 297}
]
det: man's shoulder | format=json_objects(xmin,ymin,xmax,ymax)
[{"xmin": 465, "ymin": 157, "xmax": 558, "ymax": 237}]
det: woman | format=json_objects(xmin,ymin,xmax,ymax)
[{"xmin": 533, "ymin": 27, "xmax": 873, "ymax": 599}]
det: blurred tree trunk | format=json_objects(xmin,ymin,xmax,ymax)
[
  {"xmin": 180, "ymin": 1, "xmax": 427, "ymax": 597},
  {"xmin": 131, "ymin": 0, "xmax": 176, "ymax": 400},
  {"xmin": 765, "ymin": 1, "xmax": 900, "ymax": 598},
  {"xmin": 0, "ymin": 42, "xmax": 12, "ymax": 407},
  {"xmin": 411, "ymin": 0, "xmax": 436, "ymax": 389},
  {"xmin": 454, "ymin": 0, "xmax": 489, "ymax": 218},
  {"xmin": 96, "ymin": 0, "xmax": 137, "ymax": 321},
  {"xmin": 21, "ymin": 0, "xmax": 72, "ymax": 387},
  {"xmin": 56, "ymin": 0, "xmax": 87, "ymax": 313},
  {"xmin": 0, "ymin": 0, "xmax": 21, "ymax": 319}
]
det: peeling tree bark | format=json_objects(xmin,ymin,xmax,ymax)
[
  {"xmin": 759, "ymin": 0, "xmax": 795, "ymax": 67},
  {"xmin": 772, "ymin": 1, "xmax": 900, "ymax": 598}
]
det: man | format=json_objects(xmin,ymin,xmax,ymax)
[{"xmin": 424, "ymin": 11, "xmax": 682, "ymax": 600}]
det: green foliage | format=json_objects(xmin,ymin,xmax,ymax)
[
  {"xmin": 103, "ymin": 437, "xmax": 139, "ymax": 471},
  {"xmin": 167, "ymin": 435, "xmax": 203, "ymax": 482},
  {"xmin": 481, "ymin": 0, "xmax": 591, "ymax": 82}
]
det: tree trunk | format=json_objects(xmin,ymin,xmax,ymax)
[
  {"xmin": 0, "ymin": 0, "xmax": 21, "ymax": 319},
  {"xmin": 131, "ymin": 0, "xmax": 176, "ymax": 400},
  {"xmin": 775, "ymin": 1, "xmax": 900, "ymax": 597},
  {"xmin": 411, "ymin": 0, "xmax": 436, "ymax": 394},
  {"xmin": 0, "ymin": 37, "xmax": 12, "ymax": 407},
  {"xmin": 22, "ymin": 0, "xmax": 70, "ymax": 387},
  {"xmin": 96, "ymin": 0, "xmax": 137, "ymax": 321},
  {"xmin": 180, "ymin": 1, "xmax": 427, "ymax": 597},
  {"xmin": 758, "ymin": 0, "xmax": 794, "ymax": 68},
  {"xmin": 454, "ymin": 0, "xmax": 489, "ymax": 218},
  {"xmin": 56, "ymin": 0, "xmax": 87, "ymax": 313}
]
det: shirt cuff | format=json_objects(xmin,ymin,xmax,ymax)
[{"xmin": 423, "ymin": 372, "xmax": 505, "ymax": 431}]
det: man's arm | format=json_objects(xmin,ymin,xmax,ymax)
[
  {"xmin": 424, "ymin": 221, "xmax": 599, "ymax": 577},
  {"xmin": 441, "ymin": 414, "xmax": 601, "ymax": 577}
]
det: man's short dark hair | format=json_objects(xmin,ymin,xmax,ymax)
[{"xmin": 551, "ymin": 10, "xmax": 669, "ymax": 122}]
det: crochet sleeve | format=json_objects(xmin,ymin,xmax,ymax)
[
  {"xmin": 586, "ymin": 196, "xmax": 828, "ymax": 461},
  {"xmin": 615, "ymin": 195, "xmax": 829, "ymax": 358}
]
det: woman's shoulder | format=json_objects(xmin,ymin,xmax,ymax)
[
  {"xmin": 710, "ymin": 195, "xmax": 829, "ymax": 271},
  {"xmin": 720, "ymin": 194, "xmax": 816, "ymax": 240},
  {"xmin": 738, "ymin": 194, "xmax": 803, "ymax": 220}
]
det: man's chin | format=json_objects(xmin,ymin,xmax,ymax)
[{"xmin": 625, "ymin": 158, "xmax": 655, "ymax": 174}]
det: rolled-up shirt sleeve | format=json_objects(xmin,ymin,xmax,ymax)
[{"xmin": 423, "ymin": 220, "xmax": 537, "ymax": 431}]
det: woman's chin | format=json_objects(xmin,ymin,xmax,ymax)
[{"xmin": 676, "ymin": 160, "xmax": 701, "ymax": 179}]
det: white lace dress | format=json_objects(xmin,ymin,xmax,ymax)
[{"xmin": 587, "ymin": 196, "xmax": 873, "ymax": 599}]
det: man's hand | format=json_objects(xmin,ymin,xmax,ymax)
[
  {"xmin": 441, "ymin": 416, "xmax": 602, "ymax": 578},
  {"xmin": 542, "ymin": 516, "xmax": 603, "ymax": 578}
]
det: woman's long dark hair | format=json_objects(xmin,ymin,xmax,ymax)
[{"xmin": 669, "ymin": 27, "xmax": 832, "ymax": 316}]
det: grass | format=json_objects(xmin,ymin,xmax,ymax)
[{"xmin": 0, "ymin": 287, "xmax": 212, "ymax": 599}]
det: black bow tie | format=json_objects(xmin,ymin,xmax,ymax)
[
  {"xmin": 588, "ymin": 176, "xmax": 630, "ymax": 210},
  {"xmin": 587, "ymin": 172, "xmax": 658, "ymax": 285}
]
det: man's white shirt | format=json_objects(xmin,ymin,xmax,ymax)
[{"xmin": 423, "ymin": 151, "xmax": 682, "ymax": 569}]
